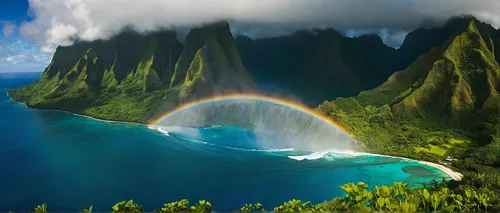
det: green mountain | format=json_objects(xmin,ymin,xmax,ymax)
[
  {"xmin": 323, "ymin": 21, "xmax": 500, "ymax": 122},
  {"xmin": 172, "ymin": 22, "xmax": 254, "ymax": 101},
  {"xmin": 9, "ymin": 16, "xmax": 500, "ymax": 128},
  {"xmin": 394, "ymin": 21, "xmax": 500, "ymax": 121},
  {"xmin": 236, "ymin": 29, "xmax": 398, "ymax": 105},
  {"xmin": 493, "ymin": 29, "xmax": 500, "ymax": 63},
  {"xmin": 235, "ymin": 17, "xmax": 499, "ymax": 106},
  {"xmin": 317, "ymin": 20, "xmax": 500, "ymax": 176},
  {"xmin": 9, "ymin": 23, "xmax": 254, "ymax": 123},
  {"xmin": 395, "ymin": 16, "xmax": 496, "ymax": 71}
]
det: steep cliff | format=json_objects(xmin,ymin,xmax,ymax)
[
  {"xmin": 9, "ymin": 23, "xmax": 254, "ymax": 123},
  {"xmin": 236, "ymin": 29, "xmax": 397, "ymax": 105},
  {"xmin": 320, "ymin": 20, "xmax": 500, "ymax": 124}
]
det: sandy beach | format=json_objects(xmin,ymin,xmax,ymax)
[{"xmin": 418, "ymin": 161, "xmax": 463, "ymax": 181}]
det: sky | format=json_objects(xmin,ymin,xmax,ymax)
[
  {"xmin": 0, "ymin": 0, "xmax": 51, "ymax": 72},
  {"xmin": 1, "ymin": 0, "xmax": 500, "ymax": 73}
]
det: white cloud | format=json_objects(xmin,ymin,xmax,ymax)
[
  {"xmin": 2, "ymin": 54, "xmax": 46, "ymax": 64},
  {"xmin": 0, "ymin": 44, "xmax": 15, "ymax": 57},
  {"xmin": 342, "ymin": 28, "xmax": 409, "ymax": 48},
  {"xmin": 5, "ymin": 55, "xmax": 16, "ymax": 62},
  {"xmin": 20, "ymin": 22, "xmax": 42, "ymax": 40},
  {"xmin": 0, "ymin": 40, "xmax": 52, "ymax": 72},
  {"xmin": 0, "ymin": 21, "xmax": 17, "ymax": 37},
  {"xmin": 380, "ymin": 29, "xmax": 409, "ymax": 49},
  {"xmin": 18, "ymin": 0, "xmax": 500, "ymax": 52}
]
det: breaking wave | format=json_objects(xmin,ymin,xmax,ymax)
[
  {"xmin": 155, "ymin": 126, "xmax": 406, "ymax": 164},
  {"xmin": 157, "ymin": 127, "xmax": 295, "ymax": 153},
  {"xmin": 287, "ymin": 149, "xmax": 416, "ymax": 164}
]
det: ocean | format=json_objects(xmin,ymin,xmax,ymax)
[{"xmin": 0, "ymin": 72, "xmax": 450, "ymax": 212}]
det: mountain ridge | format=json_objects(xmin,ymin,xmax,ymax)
[
  {"xmin": 322, "ymin": 20, "xmax": 500, "ymax": 122},
  {"xmin": 236, "ymin": 28, "xmax": 398, "ymax": 105},
  {"xmin": 9, "ymin": 16, "xmax": 500, "ymax": 124},
  {"xmin": 316, "ymin": 19, "xmax": 500, "ymax": 177},
  {"xmin": 9, "ymin": 22, "xmax": 254, "ymax": 123}
]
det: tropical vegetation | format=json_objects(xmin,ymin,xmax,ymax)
[
  {"xmin": 21, "ymin": 180, "xmax": 499, "ymax": 212},
  {"xmin": 12, "ymin": 17, "xmax": 493, "ymax": 123},
  {"xmin": 316, "ymin": 20, "xmax": 500, "ymax": 196},
  {"xmin": 8, "ymin": 22, "xmax": 253, "ymax": 123}
]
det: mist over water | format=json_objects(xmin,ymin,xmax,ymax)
[{"xmin": 155, "ymin": 98, "xmax": 359, "ymax": 152}]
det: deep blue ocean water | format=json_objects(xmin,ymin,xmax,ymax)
[{"xmin": 0, "ymin": 72, "xmax": 451, "ymax": 212}]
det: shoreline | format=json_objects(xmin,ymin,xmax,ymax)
[
  {"xmin": 7, "ymin": 92, "xmax": 147, "ymax": 126},
  {"xmin": 54, "ymin": 109, "xmax": 144, "ymax": 126},
  {"xmin": 7, "ymin": 93, "xmax": 464, "ymax": 181},
  {"xmin": 322, "ymin": 150, "xmax": 464, "ymax": 181},
  {"xmin": 417, "ymin": 161, "xmax": 464, "ymax": 181}
]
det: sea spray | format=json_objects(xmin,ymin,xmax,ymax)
[
  {"xmin": 157, "ymin": 126, "xmax": 296, "ymax": 152},
  {"xmin": 153, "ymin": 97, "xmax": 361, "ymax": 152}
]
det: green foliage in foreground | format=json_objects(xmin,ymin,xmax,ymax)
[
  {"xmin": 240, "ymin": 203, "xmax": 264, "ymax": 213},
  {"xmin": 25, "ymin": 181, "xmax": 500, "ymax": 213},
  {"xmin": 155, "ymin": 199, "xmax": 190, "ymax": 213},
  {"xmin": 80, "ymin": 205, "xmax": 93, "ymax": 213},
  {"xmin": 33, "ymin": 204, "xmax": 47, "ymax": 213},
  {"xmin": 112, "ymin": 200, "xmax": 144, "ymax": 213}
]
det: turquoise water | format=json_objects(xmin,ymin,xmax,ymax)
[{"xmin": 0, "ymin": 72, "xmax": 450, "ymax": 212}]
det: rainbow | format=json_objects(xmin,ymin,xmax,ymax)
[{"xmin": 149, "ymin": 93, "xmax": 350, "ymax": 134}]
